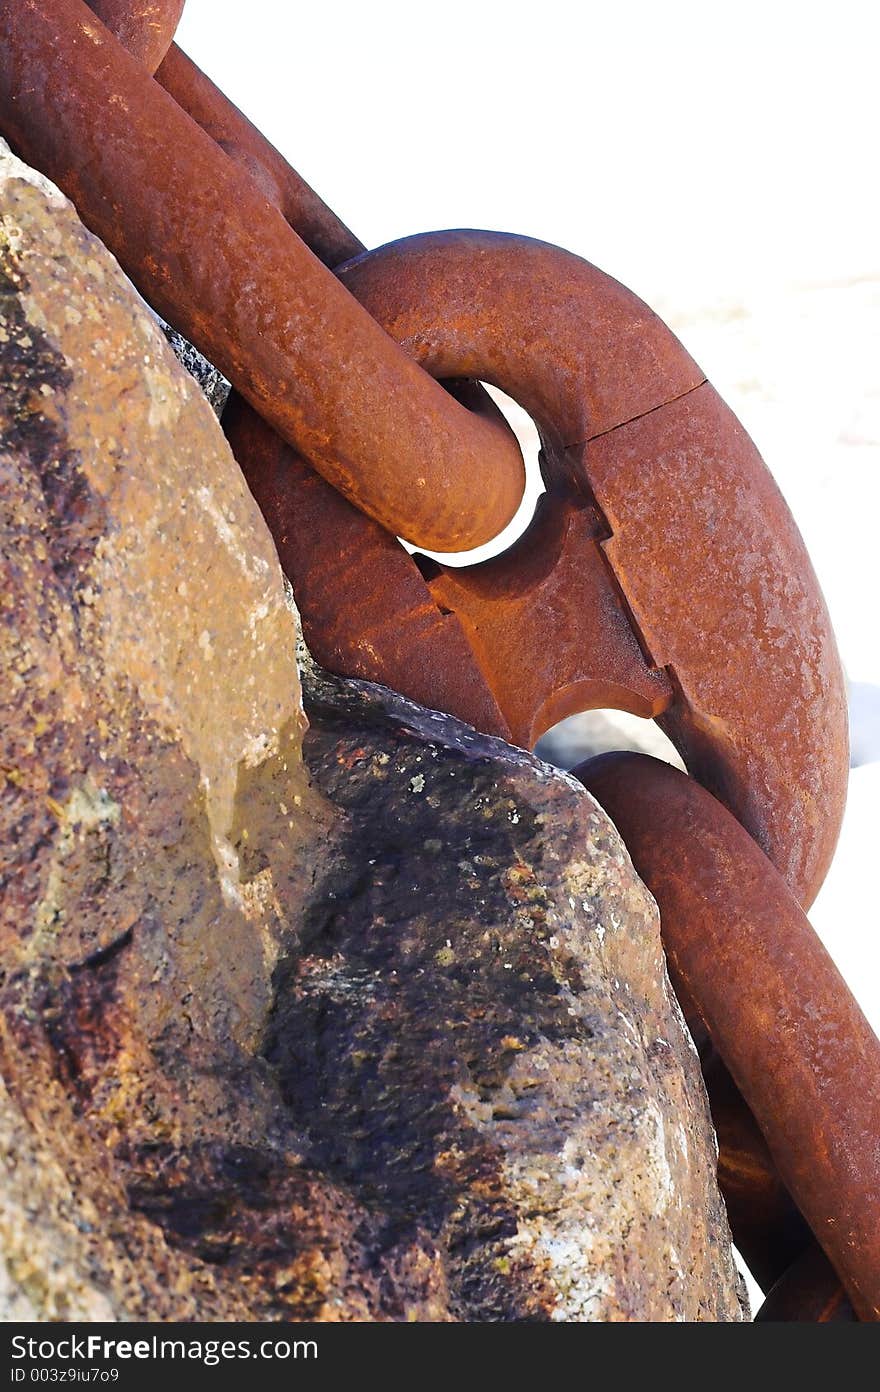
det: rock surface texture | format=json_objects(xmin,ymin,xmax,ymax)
[{"xmin": 0, "ymin": 142, "xmax": 746, "ymax": 1322}]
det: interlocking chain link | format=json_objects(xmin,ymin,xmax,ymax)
[
  {"xmin": 87, "ymin": 0, "xmax": 184, "ymax": 73},
  {"xmin": 1, "ymin": 0, "xmax": 875, "ymax": 1322},
  {"xmin": 1, "ymin": 0, "xmax": 525, "ymax": 554}
]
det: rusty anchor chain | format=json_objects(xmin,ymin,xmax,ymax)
[
  {"xmin": 226, "ymin": 228, "xmax": 849, "ymax": 903},
  {"xmin": 86, "ymin": 0, "xmax": 185, "ymax": 73},
  {"xmin": 2, "ymin": 0, "xmax": 875, "ymax": 1321},
  {"xmin": 575, "ymin": 755, "xmax": 880, "ymax": 1320},
  {"xmin": 0, "ymin": 0, "xmax": 525, "ymax": 554}
]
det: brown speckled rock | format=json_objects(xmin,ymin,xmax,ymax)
[
  {"xmin": 0, "ymin": 143, "xmax": 746, "ymax": 1321},
  {"xmin": 0, "ymin": 138, "xmax": 329, "ymax": 1321},
  {"xmin": 291, "ymin": 667, "xmax": 747, "ymax": 1321}
]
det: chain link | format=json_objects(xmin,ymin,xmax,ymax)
[{"xmin": 1, "ymin": 0, "xmax": 525, "ymax": 553}]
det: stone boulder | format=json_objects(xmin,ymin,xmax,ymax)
[{"xmin": 0, "ymin": 141, "xmax": 746, "ymax": 1321}]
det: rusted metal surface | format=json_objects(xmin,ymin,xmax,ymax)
[
  {"xmin": 700, "ymin": 1053, "xmax": 810, "ymax": 1292},
  {"xmin": 666, "ymin": 982, "xmax": 814, "ymax": 1297},
  {"xmin": 426, "ymin": 490, "xmax": 676, "ymax": 743},
  {"xmin": 0, "ymin": 0, "xmax": 524, "ymax": 553},
  {"xmin": 82, "ymin": 0, "xmax": 510, "ymax": 728},
  {"xmin": 155, "ymin": 43, "xmax": 363, "ymax": 270},
  {"xmin": 757, "ymin": 1244, "xmax": 856, "ymax": 1322},
  {"xmin": 150, "ymin": 43, "xmax": 518, "ymax": 539},
  {"xmin": 222, "ymin": 392, "xmax": 513, "ymax": 740},
  {"xmin": 86, "ymin": 0, "xmax": 184, "ymax": 72},
  {"xmin": 232, "ymin": 229, "xmax": 846, "ymax": 908},
  {"xmin": 574, "ymin": 752, "xmax": 880, "ymax": 1321},
  {"xmin": 73, "ymin": 1, "xmax": 518, "ymax": 734}
]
